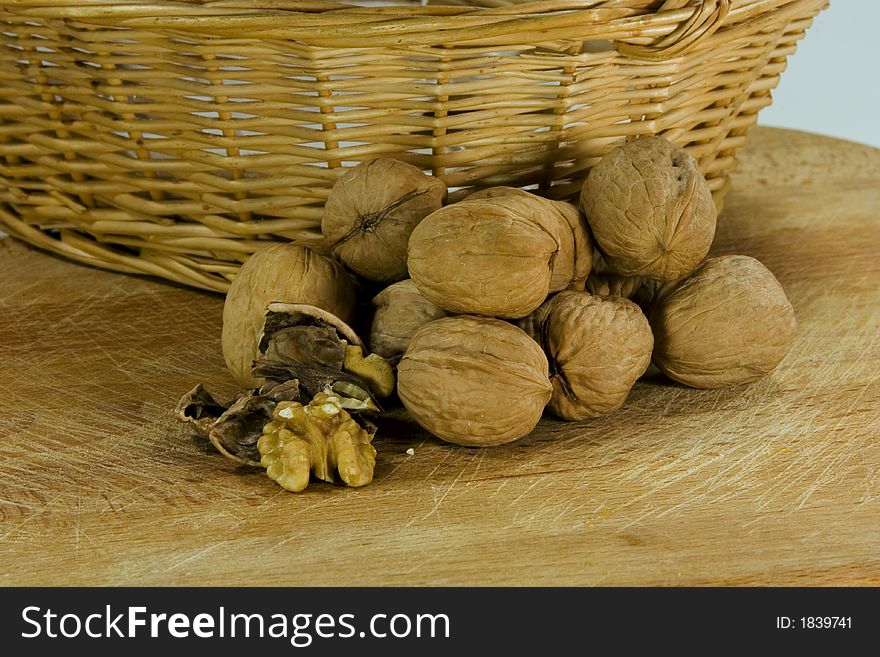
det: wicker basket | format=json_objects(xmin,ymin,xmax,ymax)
[{"xmin": 0, "ymin": 0, "xmax": 826, "ymax": 292}]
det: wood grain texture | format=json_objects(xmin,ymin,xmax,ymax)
[{"xmin": 0, "ymin": 128, "xmax": 878, "ymax": 586}]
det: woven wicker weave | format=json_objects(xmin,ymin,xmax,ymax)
[{"xmin": 0, "ymin": 0, "xmax": 826, "ymax": 292}]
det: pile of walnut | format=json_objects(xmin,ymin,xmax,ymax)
[{"xmin": 177, "ymin": 138, "xmax": 797, "ymax": 493}]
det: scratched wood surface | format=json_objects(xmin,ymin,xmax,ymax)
[{"xmin": 0, "ymin": 128, "xmax": 878, "ymax": 586}]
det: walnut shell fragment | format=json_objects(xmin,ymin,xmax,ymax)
[
  {"xmin": 519, "ymin": 291, "xmax": 653, "ymax": 420},
  {"xmin": 175, "ymin": 381, "xmax": 302, "ymax": 467},
  {"xmin": 398, "ymin": 316, "xmax": 552, "ymax": 446},
  {"xmin": 175, "ymin": 384, "xmax": 227, "ymax": 439},
  {"xmin": 580, "ymin": 136, "xmax": 716, "ymax": 281},
  {"xmin": 369, "ymin": 279, "xmax": 449, "ymax": 364},
  {"xmin": 259, "ymin": 393, "xmax": 377, "ymax": 492},
  {"xmin": 649, "ymin": 255, "xmax": 797, "ymax": 389},
  {"xmin": 322, "ymin": 158, "xmax": 447, "ymax": 282},
  {"xmin": 222, "ymin": 244, "xmax": 356, "ymax": 387},
  {"xmin": 408, "ymin": 193, "xmax": 592, "ymax": 318}
]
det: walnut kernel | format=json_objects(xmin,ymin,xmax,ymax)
[{"xmin": 258, "ymin": 393, "xmax": 377, "ymax": 492}]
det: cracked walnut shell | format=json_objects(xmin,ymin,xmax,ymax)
[
  {"xmin": 407, "ymin": 193, "xmax": 592, "ymax": 318},
  {"xmin": 322, "ymin": 158, "xmax": 447, "ymax": 282},
  {"xmin": 397, "ymin": 316, "xmax": 552, "ymax": 446},
  {"xmin": 259, "ymin": 393, "xmax": 377, "ymax": 492},
  {"xmin": 649, "ymin": 255, "xmax": 797, "ymax": 389},
  {"xmin": 580, "ymin": 136, "xmax": 716, "ymax": 281},
  {"xmin": 177, "ymin": 301, "xmax": 391, "ymax": 470},
  {"xmin": 222, "ymin": 244, "xmax": 356, "ymax": 388},
  {"xmin": 253, "ymin": 302, "xmax": 392, "ymax": 406},
  {"xmin": 519, "ymin": 291, "xmax": 653, "ymax": 420}
]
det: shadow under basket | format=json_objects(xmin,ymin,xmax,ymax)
[{"xmin": 0, "ymin": 0, "xmax": 827, "ymax": 292}]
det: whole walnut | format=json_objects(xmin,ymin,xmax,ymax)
[
  {"xmin": 369, "ymin": 279, "xmax": 449, "ymax": 364},
  {"xmin": 580, "ymin": 136, "xmax": 716, "ymax": 281},
  {"xmin": 408, "ymin": 194, "xmax": 591, "ymax": 318},
  {"xmin": 584, "ymin": 270, "xmax": 662, "ymax": 310},
  {"xmin": 322, "ymin": 158, "xmax": 447, "ymax": 282},
  {"xmin": 649, "ymin": 255, "xmax": 797, "ymax": 388},
  {"xmin": 465, "ymin": 186, "xmax": 531, "ymax": 202},
  {"xmin": 519, "ymin": 291, "xmax": 653, "ymax": 420},
  {"xmin": 584, "ymin": 270, "xmax": 645, "ymax": 300},
  {"xmin": 397, "ymin": 316, "xmax": 552, "ymax": 446},
  {"xmin": 222, "ymin": 244, "xmax": 356, "ymax": 387},
  {"xmin": 466, "ymin": 187, "xmax": 593, "ymax": 291}
]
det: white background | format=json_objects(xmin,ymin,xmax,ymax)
[{"xmin": 759, "ymin": 0, "xmax": 880, "ymax": 147}]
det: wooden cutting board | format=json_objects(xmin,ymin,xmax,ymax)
[{"xmin": 1, "ymin": 128, "xmax": 878, "ymax": 586}]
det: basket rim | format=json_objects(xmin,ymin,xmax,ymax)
[
  {"xmin": 0, "ymin": 0, "xmax": 826, "ymax": 54},
  {"xmin": 0, "ymin": 0, "xmax": 829, "ymax": 292}
]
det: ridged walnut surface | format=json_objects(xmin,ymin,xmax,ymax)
[{"xmin": 0, "ymin": 0, "xmax": 825, "ymax": 291}]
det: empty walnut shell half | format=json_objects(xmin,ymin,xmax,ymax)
[
  {"xmin": 649, "ymin": 255, "xmax": 797, "ymax": 389},
  {"xmin": 322, "ymin": 158, "xmax": 447, "ymax": 282},
  {"xmin": 398, "ymin": 316, "xmax": 552, "ymax": 447},
  {"xmin": 580, "ymin": 136, "xmax": 716, "ymax": 281},
  {"xmin": 519, "ymin": 291, "xmax": 653, "ymax": 420},
  {"xmin": 408, "ymin": 193, "xmax": 591, "ymax": 319},
  {"xmin": 222, "ymin": 243, "xmax": 356, "ymax": 388}
]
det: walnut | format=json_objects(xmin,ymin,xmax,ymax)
[
  {"xmin": 343, "ymin": 345, "xmax": 396, "ymax": 398},
  {"xmin": 580, "ymin": 136, "xmax": 716, "ymax": 281},
  {"xmin": 584, "ymin": 270, "xmax": 645, "ymax": 299},
  {"xmin": 178, "ymin": 303, "xmax": 390, "ymax": 471},
  {"xmin": 322, "ymin": 158, "xmax": 447, "ymax": 282},
  {"xmin": 584, "ymin": 270, "xmax": 662, "ymax": 310},
  {"xmin": 519, "ymin": 291, "xmax": 653, "ymax": 420},
  {"xmin": 222, "ymin": 244, "xmax": 356, "ymax": 387},
  {"xmin": 369, "ymin": 279, "xmax": 449, "ymax": 364},
  {"xmin": 397, "ymin": 316, "xmax": 552, "ymax": 446},
  {"xmin": 649, "ymin": 255, "xmax": 797, "ymax": 388},
  {"xmin": 465, "ymin": 187, "xmax": 593, "ymax": 291},
  {"xmin": 258, "ymin": 393, "xmax": 377, "ymax": 492},
  {"xmin": 407, "ymin": 192, "xmax": 592, "ymax": 318},
  {"xmin": 464, "ymin": 185, "xmax": 530, "ymax": 201}
]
